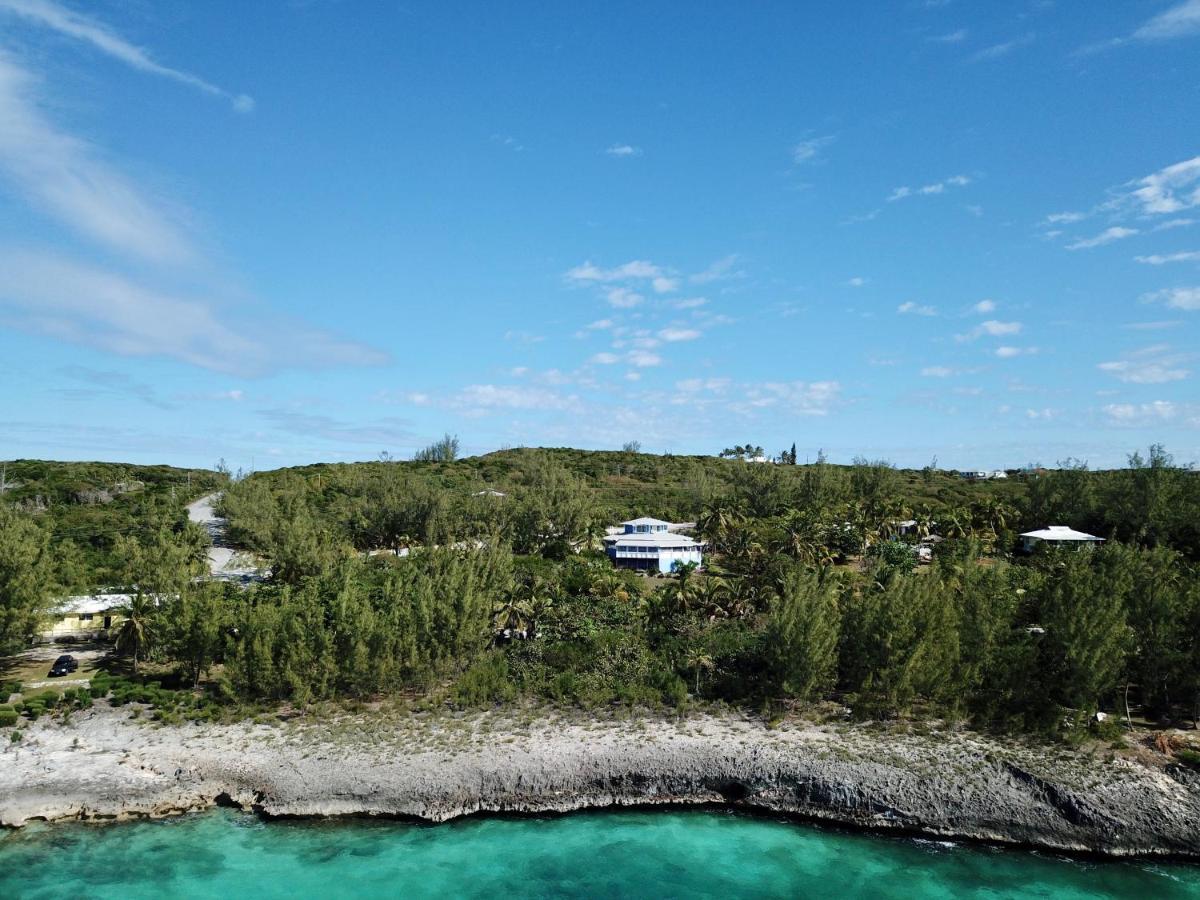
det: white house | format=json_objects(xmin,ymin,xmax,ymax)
[
  {"xmin": 604, "ymin": 517, "xmax": 703, "ymax": 573},
  {"xmin": 41, "ymin": 594, "xmax": 129, "ymax": 640},
  {"xmin": 1020, "ymin": 525, "xmax": 1104, "ymax": 553}
]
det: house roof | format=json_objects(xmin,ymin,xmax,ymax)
[
  {"xmin": 606, "ymin": 532, "xmax": 702, "ymax": 548},
  {"xmin": 1020, "ymin": 525, "xmax": 1103, "ymax": 542},
  {"xmin": 53, "ymin": 594, "xmax": 132, "ymax": 615},
  {"xmin": 620, "ymin": 517, "xmax": 675, "ymax": 528}
]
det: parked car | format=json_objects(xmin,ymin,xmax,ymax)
[{"xmin": 48, "ymin": 654, "xmax": 78, "ymax": 677}]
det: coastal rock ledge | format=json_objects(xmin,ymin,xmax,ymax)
[{"xmin": 2, "ymin": 706, "xmax": 1197, "ymax": 859}]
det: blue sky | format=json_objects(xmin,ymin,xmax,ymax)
[{"xmin": 1, "ymin": 0, "xmax": 1199, "ymax": 471}]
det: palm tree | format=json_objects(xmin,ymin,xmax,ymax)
[
  {"xmin": 697, "ymin": 575, "xmax": 733, "ymax": 621},
  {"xmin": 686, "ymin": 650, "xmax": 715, "ymax": 695},
  {"xmin": 492, "ymin": 596, "xmax": 532, "ymax": 637},
  {"xmin": 661, "ymin": 562, "xmax": 702, "ymax": 616},
  {"xmin": 115, "ymin": 594, "xmax": 158, "ymax": 673}
]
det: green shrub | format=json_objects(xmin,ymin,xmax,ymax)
[
  {"xmin": 32, "ymin": 690, "xmax": 61, "ymax": 708},
  {"xmin": 0, "ymin": 708, "xmax": 18, "ymax": 728},
  {"xmin": 1178, "ymin": 749, "xmax": 1200, "ymax": 769},
  {"xmin": 452, "ymin": 653, "xmax": 517, "ymax": 707},
  {"xmin": 22, "ymin": 702, "xmax": 44, "ymax": 721},
  {"xmin": 0, "ymin": 681, "xmax": 20, "ymax": 702}
]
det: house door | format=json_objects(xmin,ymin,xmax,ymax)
[{"xmin": 103, "ymin": 615, "xmax": 111, "ymax": 629}]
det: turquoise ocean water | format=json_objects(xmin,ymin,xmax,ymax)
[{"xmin": 1, "ymin": 809, "xmax": 1198, "ymax": 899}]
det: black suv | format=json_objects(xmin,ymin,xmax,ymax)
[{"xmin": 48, "ymin": 655, "xmax": 78, "ymax": 677}]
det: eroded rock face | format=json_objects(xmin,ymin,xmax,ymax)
[{"xmin": 2, "ymin": 706, "xmax": 1198, "ymax": 859}]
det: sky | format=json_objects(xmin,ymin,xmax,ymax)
[{"xmin": 1, "ymin": 0, "xmax": 1199, "ymax": 472}]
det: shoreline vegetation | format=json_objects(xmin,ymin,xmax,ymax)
[{"xmin": 2, "ymin": 445, "xmax": 1199, "ymax": 857}]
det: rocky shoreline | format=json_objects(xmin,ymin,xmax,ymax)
[{"xmin": 1, "ymin": 704, "xmax": 1198, "ymax": 859}]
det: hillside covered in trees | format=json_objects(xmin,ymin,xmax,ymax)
[{"xmin": 1, "ymin": 446, "xmax": 1198, "ymax": 736}]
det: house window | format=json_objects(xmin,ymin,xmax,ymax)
[{"xmin": 79, "ymin": 613, "xmax": 94, "ymax": 621}]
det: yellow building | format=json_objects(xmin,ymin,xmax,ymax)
[{"xmin": 41, "ymin": 594, "xmax": 129, "ymax": 641}]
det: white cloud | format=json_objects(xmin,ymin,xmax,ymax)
[
  {"xmin": 605, "ymin": 287, "xmax": 644, "ymax": 308},
  {"xmin": 1117, "ymin": 156, "xmax": 1200, "ymax": 217},
  {"xmin": 503, "ymin": 330, "xmax": 544, "ymax": 343},
  {"xmin": 1043, "ymin": 211, "xmax": 1086, "ymax": 225},
  {"xmin": 1102, "ymin": 400, "xmax": 1190, "ymax": 426},
  {"xmin": 846, "ymin": 276, "xmax": 868, "ymax": 287},
  {"xmin": 1132, "ymin": 0, "xmax": 1200, "ymax": 41},
  {"xmin": 897, "ymin": 301, "xmax": 937, "ymax": 316},
  {"xmin": 739, "ymin": 381, "xmax": 841, "ymax": 416},
  {"xmin": 658, "ymin": 327, "xmax": 701, "ymax": 342},
  {"xmin": 689, "ymin": 255, "xmax": 741, "ymax": 284},
  {"xmin": 995, "ymin": 346, "xmax": 1036, "ymax": 359},
  {"xmin": 0, "ymin": 0, "xmax": 252, "ymax": 111},
  {"xmin": 1142, "ymin": 286, "xmax": 1200, "ymax": 310},
  {"xmin": 887, "ymin": 175, "xmax": 970, "ymax": 202},
  {"xmin": 930, "ymin": 29, "xmax": 968, "ymax": 43},
  {"xmin": 957, "ymin": 319, "xmax": 1023, "ymax": 342},
  {"xmin": 792, "ymin": 135, "xmax": 835, "ymax": 165},
  {"xmin": 921, "ymin": 366, "xmax": 955, "ymax": 377},
  {"xmin": 1098, "ymin": 345, "xmax": 1190, "ymax": 383},
  {"xmin": 676, "ymin": 377, "xmax": 730, "ymax": 393},
  {"xmin": 652, "ymin": 276, "xmax": 680, "ymax": 293},
  {"xmin": 453, "ymin": 384, "xmax": 580, "ymax": 412},
  {"xmin": 971, "ymin": 299, "xmax": 996, "ymax": 314},
  {"xmin": 605, "ymin": 144, "xmax": 642, "ymax": 157},
  {"xmin": 970, "ymin": 33, "xmax": 1035, "ymax": 62},
  {"xmin": 627, "ymin": 350, "xmax": 662, "ymax": 367},
  {"xmin": 0, "ymin": 248, "xmax": 387, "ymax": 376},
  {"xmin": 1025, "ymin": 408, "xmax": 1055, "ymax": 420},
  {"xmin": 1135, "ymin": 250, "xmax": 1200, "ymax": 265},
  {"xmin": 0, "ymin": 52, "xmax": 194, "ymax": 264},
  {"xmin": 1155, "ymin": 217, "xmax": 1196, "ymax": 231},
  {"xmin": 1066, "ymin": 226, "xmax": 1138, "ymax": 250},
  {"xmin": 586, "ymin": 318, "xmax": 614, "ymax": 330},
  {"xmin": 672, "ymin": 297, "xmax": 708, "ymax": 309},
  {"xmin": 590, "ymin": 352, "xmax": 620, "ymax": 365},
  {"xmin": 566, "ymin": 259, "xmax": 664, "ymax": 283}
]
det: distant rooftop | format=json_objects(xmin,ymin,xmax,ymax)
[
  {"xmin": 1020, "ymin": 525, "xmax": 1103, "ymax": 542},
  {"xmin": 605, "ymin": 532, "xmax": 702, "ymax": 548},
  {"xmin": 620, "ymin": 517, "xmax": 674, "ymax": 528},
  {"xmin": 53, "ymin": 594, "xmax": 132, "ymax": 615}
]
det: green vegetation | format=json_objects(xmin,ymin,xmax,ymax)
[
  {"xmin": 0, "ymin": 460, "xmax": 220, "ymax": 650},
  {"xmin": 2, "ymin": 446, "xmax": 1198, "ymax": 735}
]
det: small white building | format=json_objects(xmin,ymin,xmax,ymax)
[
  {"xmin": 41, "ymin": 594, "xmax": 129, "ymax": 640},
  {"xmin": 1020, "ymin": 525, "xmax": 1104, "ymax": 553},
  {"xmin": 604, "ymin": 517, "xmax": 704, "ymax": 573}
]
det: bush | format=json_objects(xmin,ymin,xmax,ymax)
[
  {"xmin": 32, "ymin": 690, "xmax": 62, "ymax": 709},
  {"xmin": 1178, "ymin": 749, "xmax": 1200, "ymax": 769},
  {"xmin": 0, "ymin": 707, "xmax": 18, "ymax": 727},
  {"xmin": 0, "ymin": 681, "xmax": 20, "ymax": 702},
  {"xmin": 22, "ymin": 702, "xmax": 44, "ymax": 721},
  {"xmin": 452, "ymin": 653, "xmax": 517, "ymax": 707}
]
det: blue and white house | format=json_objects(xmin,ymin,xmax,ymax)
[{"xmin": 604, "ymin": 517, "xmax": 704, "ymax": 573}]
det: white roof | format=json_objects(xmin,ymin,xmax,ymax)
[
  {"xmin": 54, "ymin": 594, "xmax": 131, "ymax": 615},
  {"xmin": 620, "ymin": 517, "xmax": 675, "ymax": 528},
  {"xmin": 1020, "ymin": 525, "xmax": 1103, "ymax": 542},
  {"xmin": 606, "ymin": 532, "xmax": 702, "ymax": 548}
]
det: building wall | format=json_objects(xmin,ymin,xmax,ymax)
[
  {"xmin": 42, "ymin": 611, "xmax": 125, "ymax": 640},
  {"xmin": 607, "ymin": 546, "xmax": 703, "ymax": 573}
]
